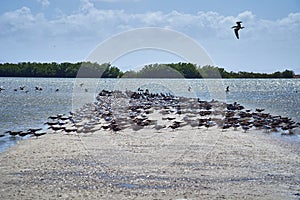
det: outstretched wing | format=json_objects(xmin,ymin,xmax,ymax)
[{"xmin": 234, "ymin": 28, "xmax": 239, "ymax": 39}]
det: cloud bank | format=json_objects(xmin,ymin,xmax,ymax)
[
  {"xmin": 0, "ymin": 0, "xmax": 299, "ymax": 72},
  {"xmin": 1, "ymin": 1, "xmax": 299, "ymax": 41}
]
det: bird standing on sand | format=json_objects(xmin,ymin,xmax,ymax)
[
  {"xmin": 232, "ymin": 21, "xmax": 244, "ymax": 39},
  {"xmin": 33, "ymin": 130, "xmax": 47, "ymax": 138},
  {"xmin": 242, "ymin": 125, "xmax": 250, "ymax": 133},
  {"xmin": 5, "ymin": 131, "xmax": 22, "ymax": 136},
  {"xmin": 169, "ymin": 124, "xmax": 179, "ymax": 130}
]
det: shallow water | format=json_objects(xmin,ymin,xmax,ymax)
[{"xmin": 0, "ymin": 78, "xmax": 299, "ymax": 152}]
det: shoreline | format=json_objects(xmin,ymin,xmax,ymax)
[{"xmin": 1, "ymin": 89, "xmax": 300, "ymax": 199}]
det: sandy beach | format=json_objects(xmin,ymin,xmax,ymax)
[{"xmin": 1, "ymin": 90, "xmax": 300, "ymax": 199}]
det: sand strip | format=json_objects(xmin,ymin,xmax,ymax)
[
  {"xmin": 1, "ymin": 126, "xmax": 300, "ymax": 199},
  {"xmin": 1, "ymin": 90, "xmax": 300, "ymax": 199}
]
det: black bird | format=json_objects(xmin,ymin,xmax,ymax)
[
  {"xmin": 5, "ymin": 131, "xmax": 22, "ymax": 136},
  {"xmin": 48, "ymin": 115, "xmax": 59, "ymax": 120},
  {"xmin": 19, "ymin": 131, "xmax": 31, "ymax": 137},
  {"xmin": 232, "ymin": 21, "xmax": 244, "ymax": 39},
  {"xmin": 28, "ymin": 128, "xmax": 42, "ymax": 133},
  {"xmin": 64, "ymin": 126, "xmax": 78, "ymax": 133},
  {"xmin": 256, "ymin": 108, "xmax": 265, "ymax": 113},
  {"xmin": 33, "ymin": 131, "xmax": 47, "ymax": 138},
  {"xmin": 221, "ymin": 124, "xmax": 231, "ymax": 131},
  {"xmin": 169, "ymin": 123, "xmax": 180, "ymax": 130},
  {"xmin": 233, "ymin": 123, "xmax": 240, "ymax": 131},
  {"xmin": 44, "ymin": 121, "xmax": 59, "ymax": 126},
  {"xmin": 110, "ymin": 124, "xmax": 122, "ymax": 132},
  {"xmin": 101, "ymin": 124, "xmax": 110, "ymax": 130},
  {"xmin": 242, "ymin": 125, "xmax": 250, "ymax": 133}
]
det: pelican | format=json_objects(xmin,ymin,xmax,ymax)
[{"xmin": 232, "ymin": 21, "xmax": 244, "ymax": 39}]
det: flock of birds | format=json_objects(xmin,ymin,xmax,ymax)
[
  {"xmin": 1, "ymin": 89, "xmax": 299, "ymax": 139},
  {"xmin": 0, "ymin": 83, "xmax": 92, "ymax": 94},
  {"xmin": 0, "ymin": 85, "xmax": 59, "ymax": 93}
]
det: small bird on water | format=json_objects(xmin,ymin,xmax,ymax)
[
  {"xmin": 232, "ymin": 21, "xmax": 244, "ymax": 39},
  {"xmin": 226, "ymin": 86, "xmax": 230, "ymax": 92}
]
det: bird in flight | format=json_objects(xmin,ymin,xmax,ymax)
[{"xmin": 232, "ymin": 21, "xmax": 244, "ymax": 39}]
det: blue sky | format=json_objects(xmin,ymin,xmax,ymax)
[{"xmin": 0, "ymin": 0, "xmax": 300, "ymax": 73}]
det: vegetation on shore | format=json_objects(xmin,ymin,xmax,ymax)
[{"xmin": 0, "ymin": 62, "xmax": 296, "ymax": 78}]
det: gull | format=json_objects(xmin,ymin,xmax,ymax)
[{"xmin": 232, "ymin": 21, "xmax": 244, "ymax": 39}]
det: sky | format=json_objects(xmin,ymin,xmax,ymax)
[{"xmin": 0, "ymin": 0, "xmax": 300, "ymax": 73}]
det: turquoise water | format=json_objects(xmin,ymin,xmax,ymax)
[{"xmin": 0, "ymin": 78, "xmax": 299, "ymax": 152}]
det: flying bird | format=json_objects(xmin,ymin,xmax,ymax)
[{"xmin": 232, "ymin": 21, "xmax": 244, "ymax": 39}]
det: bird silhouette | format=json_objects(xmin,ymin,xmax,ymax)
[
  {"xmin": 232, "ymin": 21, "xmax": 244, "ymax": 39},
  {"xmin": 33, "ymin": 131, "xmax": 47, "ymax": 138}
]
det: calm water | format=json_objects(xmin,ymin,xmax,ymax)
[{"xmin": 0, "ymin": 78, "xmax": 299, "ymax": 152}]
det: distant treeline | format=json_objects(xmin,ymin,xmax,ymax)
[
  {"xmin": 0, "ymin": 62, "xmax": 296, "ymax": 78},
  {"xmin": 0, "ymin": 62, "xmax": 121, "ymax": 78}
]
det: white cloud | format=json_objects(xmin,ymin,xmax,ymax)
[
  {"xmin": 80, "ymin": 0, "xmax": 95, "ymax": 12},
  {"xmin": 1, "ymin": 5, "xmax": 299, "ymax": 42},
  {"xmin": 0, "ymin": 4, "xmax": 299, "ymax": 71},
  {"xmin": 0, "ymin": 7, "xmax": 46, "ymax": 37},
  {"xmin": 37, "ymin": 0, "xmax": 50, "ymax": 7}
]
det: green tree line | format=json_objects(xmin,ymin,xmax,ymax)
[
  {"xmin": 122, "ymin": 63, "xmax": 295, "ymax": 78},
  {"xmin": 0, "ymin": 62, "xmax": 122, "ymax": 78},
  {"xmin": 0, "ymin": 62, "xmax": 296, "ymax": 78}
]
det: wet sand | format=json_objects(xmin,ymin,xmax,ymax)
[{"xmin": 1, "ymin": 125, "xmax": 300, "ymax": 199}]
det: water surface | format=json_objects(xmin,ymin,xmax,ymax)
[{"xmin": 0, "ymin": 78, "xmax": 299, "ymax": 152}]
